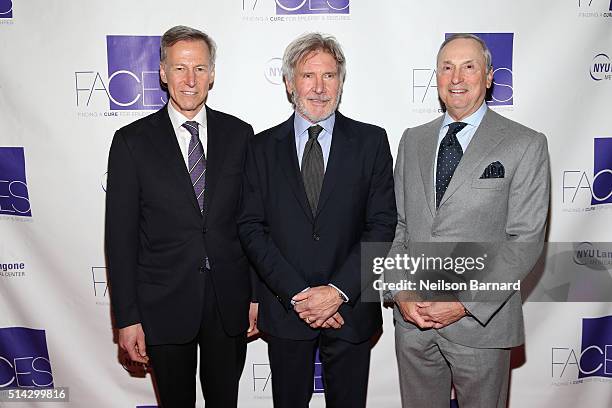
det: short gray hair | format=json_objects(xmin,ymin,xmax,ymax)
[
  {"xmin": 437, "ymin": 33, "xmax": 492, "ymax": 73},
  {"xmin": 160, "ymin": 25, "xmax": 217, "ymax": 67},
  {"xmin": 282, "ymin": 32, "xmax": 346, "ymax": 84}
]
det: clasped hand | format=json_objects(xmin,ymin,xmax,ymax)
[
  {"xmin": 293, "ymin": 286, "xmax": 344, "ymax": 329},
  {"xmin": 395, "ymin": 298, "xmax": 466, "ymax": 329}
]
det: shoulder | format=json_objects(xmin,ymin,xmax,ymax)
[
  {"xmin": 337, "ymin": 112, "xmax": 386, "ymax": 138},
  {"xmin": 486, "ymin": 109, "xmax": 547, "ymax": 147},
  {"xmin": 207, "ymin": 106, "xmax": 253, "ymax": 134}
]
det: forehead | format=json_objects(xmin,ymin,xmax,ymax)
[
  {"xmin": 438, "ymin": 38, "xmax": 485, "ymax": 64},
  {"xmin": 296, "ymin": 49, "xmax": 338, "ymax": 70},
  {"xmin": 166, "ymin": 40, "xmax": 210, "ymax": 60}
]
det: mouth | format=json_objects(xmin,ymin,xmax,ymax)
[
  {"xmin": 181, "ymin": 91, "xmax": 198, "ymax": 96},
  {"xmin": 449, "ymin": 89, "xmax": 467, "ymax": 95}
]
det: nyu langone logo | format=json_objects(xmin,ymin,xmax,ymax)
[
  {"xmin": 264, "ymin": 57, "xmax": 283, "ymax": 85},
  {"xmin": 562, "ymin": 138, "xmax": 612, "ymax": 209},
  {"xmin": 0, "ymin": 327, "xmax": 54, "ymax": 388},
  {"xmin": 0, "ymin": 147, "xmax": 32, "ymax": 217},
  {"xmin": 276, "ymin": 0, "xmax": 349, "ymax": 14},
  {"xmin": 0, "ymin": 0, "xmax": 12, "ymax": 18},
  {"xmin": 75, "ymin": 36, "xmax": 167, "ymax": 110},
  {"xmin": 446, "ymin": 33, "xmax": 514, "ymax": 106},
  {"xmin": 590, "ymin": 53, "xmax": 611, "ymax": 81},
  {"xmin": 551, "ymin": 316, "xmax": 612, "ymax": 382}
]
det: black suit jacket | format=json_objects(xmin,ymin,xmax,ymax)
[
  {"xmin": 238, "ymin": 112, "xmax": 396, "ymax": 343},
  {"xmin": 105, "ymin": 105, "xmax": 254, "ymax": 345}
]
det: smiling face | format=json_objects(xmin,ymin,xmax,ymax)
[
  {"xmin": 436, "ymin": 38, "xmax": 493, "ymax": 121},
  {"xmin": 159, "ymin": 39, "xmax": 215, "ymax": 119},
  {"xmin": 285, "ymin": 50, "xmax": 341, "ymax": 123}
]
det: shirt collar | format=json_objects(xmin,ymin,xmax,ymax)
[
  {"xmin": 441, "ymin": 101, "xmax": 487, "ymax": 130},
  {"xmin": 167, "ymin": 102, "xmax": 207, "ymax": 132},
  {"xmin": 294, "ymin": 111, "xmax": 336, "ymax": 138}
]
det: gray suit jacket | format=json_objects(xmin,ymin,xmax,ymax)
[{"xmin": 389, "ymin": 108, "xmax": 550, "ymax": 348}]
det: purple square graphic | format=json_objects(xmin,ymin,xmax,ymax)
[
  {"xmin": 445, "ymin": 33, "xmax": 514, "ymax": 106},
  {"xmin": 313, "ymin": 348, "xmax": 324, "ymax": 393},
  {"xmin": 0, "ymin": 147, "xmax": 31, "ymax": 217},
  {"xmin": 106, "ymin": 36, "xmax": 166, "ymax": 111},
  {"xmin": 0, "ymin": 0, "xmax": 12, "ymax": 18},
  {"xmin": 0, "ymin": 327, "xmax": 54, "ymax": 388},
  {"xmin": 579, "ymin": 316, "xmax": 612, "ymax": 378},
  {"xmin": 276, "ymin": 0, "xmax": 349, "ymax": 15},
  {"xmin": 592, "ymin": 138, "xmax": 612, "ymax": 205}
]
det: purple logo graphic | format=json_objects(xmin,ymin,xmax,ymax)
[
  {"xmin": 578, "ymin": 316, "xmax": 612, "ymax": 379},
  {"xmin": 0, "ymin": 327, "xmax": 54, "ymax": 388},
  {"xmin": 276, "ymin": 0, "xmax": 349, "ymax": 15},
  {"xmin": 445, "ymin": 33, "xmax": 514, "ymax": 106},
  {"xmin": 590, "ymin": 53, "xmax": 611, "ymax": 81},
  {"xmin": 0, "ymin": 0, "xmax": 12, "ymax": 18},
  {"xmin": 0, "ymin": 147, "xmax": 31, "ymax": 217},
  {"xmin": 592, "ymin": 138, "xmax": 612, "ymax": 205},
  {"xmin": 106, "ymin": 36, "xmax": 166, "ymax": 110},
  {"xmin": 314, "ymin": 349, "xmax": 324, "ymax": 393}
]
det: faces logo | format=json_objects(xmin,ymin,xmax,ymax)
[
  {"xmin": 251, "ymin": 349, "xmax": 325, "ymax": 393},
  {"xmin": 276, "ymin": 0, "xmax": 349, "ymax": 15},
  {"xmin": 0, "ymin": 147, "xmax": 31, "ymax": 217},
  {"xmin": 445, "ymin": 33, "xmax": 514, "ymax": 106},
  {"xmin": 313, "ymin": 348, "xmax": 324, "ymax": 393},
  {"xmin": 92, "ymin": 267, "xmax": 108, "ymax": 297},
  {"xmin": 562, "ymin": 138, "xmax": 612, "ymax": 210},
  {"xmin": 0, "ymin": 0, "xmax": 12, "ymax": 18},
  {"xmin": 590, "ymin": 53, "xmax": 611, "ymax": 81},
  {"xmin": 0, "ymin": 327, "xmax": 53, "ymax": 388},
  {"xmin": 75, "ymin": 36, "xmax": 167, "ymax": 110}
]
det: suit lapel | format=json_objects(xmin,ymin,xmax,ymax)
[
  {"xmin": 148, "ymin": 106, "xmax": 201, "ymax": 214},
  {"xmin": 275, "ymin": 115, "xmax": 314, "ymax": 221},
  {"xmin": 316, "ymin": 112, "xmax": 354, "ymax": 218},
  {"xmin": 202, "ymin": 106, "xmax": 228, "ymax": 220},
  {"xmin": 418, "ymin": 117, "xmax": 444, "ymax": 217},
  {"xmin": 439, "ymin": 109, "xmax": 506, "ymax": 207}
]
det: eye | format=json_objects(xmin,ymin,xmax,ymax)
[
  {"xmin": 323, "ymin": 73, "xmax": 336, "ymax": 80},
  {"xmin": 304, "ymin": 73, "xmax": 313, "ymax": 79}
]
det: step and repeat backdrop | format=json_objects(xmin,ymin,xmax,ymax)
[{"xmin": 1, "ymin": 1, "xmax": 611, "ymax": 407}]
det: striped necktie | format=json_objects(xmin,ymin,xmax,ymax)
[{"xmin": 182, "ymin": 121, "xmax": 206, "ymax": 213}]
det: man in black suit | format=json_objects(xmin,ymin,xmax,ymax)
[
  {"xmin": 105, "ymin": 25, "xmax": 256, "ymax": 407},
  {"xmin": 238, "ymin": 33, "xmax": 396, "ymax": 408}
]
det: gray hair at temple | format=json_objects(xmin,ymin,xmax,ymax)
[
  {"xmin": 282, "ymin": 32, "xmax": 347, "ymax": 84},
  {"xmin": 437, "ymin": 33, "xmax": 493, "ymax": 73},
  {"xmin": 160, "ymin": 25, "xmax": 217, "ymax": 67}
]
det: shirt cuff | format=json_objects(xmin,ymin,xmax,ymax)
[{"xmin": 328, "ymin": 284, "xmax": 349, "ymax": 303}]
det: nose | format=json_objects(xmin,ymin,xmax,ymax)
[
  {"xmin": 185, "ymin": 69, "xmax": 196, "ymax": 87},
  {"xmin": 451, "ymin": 68, "xmax": 462, "ymax": 84},
  {"xmin": 314, "ymin": 76, "xmax": 324, "ymax": 94}
]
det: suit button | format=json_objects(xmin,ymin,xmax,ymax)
[
  {"xmin": 202, "ymin": 227, "xmax": 207, "ymax": 234},
  {"xmin": 313, "ymin": 233, "xmax": 320, "ymax": 241},
  {"xmin": 199, "ymin": 266, "xmax": 206, "ymax": 274}
]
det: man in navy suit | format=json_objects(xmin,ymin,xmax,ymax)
[
  {"xmin": 105, "ymin": 25, "xmax": 256, "ymax": 407},
  {"xmin": 238, "ymin": 32, "xmax": 397, "ymax": 408}
]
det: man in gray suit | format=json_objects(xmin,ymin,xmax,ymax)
[{"xmin": 388, "ymin": 34, "xmax": 550, "ymax": 407}]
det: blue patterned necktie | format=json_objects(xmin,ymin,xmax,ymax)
[
  {"xmin": 182, "ymin": 121, "xmax": 206, "ymax": 213},
  {"xmin": 435, "ymin": 121, "xmax": 468, "ymax": 208}
]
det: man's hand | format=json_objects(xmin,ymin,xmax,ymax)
[
  {"xmin": 293, "ymin": 286, "xmax": 343, "ymax": 328},
  {"xmin": 321, "ymin": 312, "xmax": 344, "ymax": 329},
  {"xmin": 118, "ymin": 323, "xmax": 148, "ymax": 364},
  {"xmin": 247, "ymin": 302, "xmax": 259, "ymax": 338},
  {"xmin": 395, "ymin": 300, "xmax": 434, "ymax": 329},
  {"xmin": 417, "ymin": 301, "xmax": 466, "ymax": 329}
]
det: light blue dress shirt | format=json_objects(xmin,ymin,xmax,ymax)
[
  {"xmin": 434, "ymin": 102, "xmax": 488, "ymax": 188},
  {"xmin": 294, "ymin": 112, "xmax": 335, "ymax": 171}
]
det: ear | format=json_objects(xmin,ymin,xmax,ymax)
[
  {"xmin": 209, "ymin": 68, "xmax": 215, "ymax": 85},
  {"xmin": 284, "ymin": 77, "xmax": 294, "ymax": 95},
  {"xmin": 159, "ymin": 62, "xmax": 168, "ymax": 85},
  {"xmin": 486, "ymin": 66, "xmax": 494, "ymax": 89}
]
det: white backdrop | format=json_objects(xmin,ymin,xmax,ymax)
[{"xmin": 1, "ymin": 0, "xmax": 612, "ymax": 407}]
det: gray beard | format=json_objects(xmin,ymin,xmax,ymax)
[{"xmin": 292, "ymin": 91, "xmax": 341, "ymax": 123}]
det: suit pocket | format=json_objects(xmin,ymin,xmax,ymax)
[{"xmin": 471, "ymin": 178, "xmax": 506, "ymax": 190}]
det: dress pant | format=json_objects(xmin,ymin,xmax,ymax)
[
  {"xmin": 147, "ymin": 272, "xmax": 247, "ymax": 408},
  {"xmin": 267, "ymin": 332, "xmax": 371, "ymax": 408},
  {"xmin": 395, "ymin": 323, "xmax": 510, "ymax": 408}
]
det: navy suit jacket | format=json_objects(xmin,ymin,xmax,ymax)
[{"xmin": 238, "ymin": 112, "xmax": 396, "ymax": 342}]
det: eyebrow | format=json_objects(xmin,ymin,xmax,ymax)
[{"xmin": 440, "ymin": 59, "xmax": 478, "ymax": 65}]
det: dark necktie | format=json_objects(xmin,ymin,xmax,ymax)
[
  {"xmin": 435, "ymin": 121, "xmax": 468, "ymax": 208},
  {"xmin": 182, "ymin": 121, "xmax": 206, "ymax": 213},
  {"xmin": 302, "ymin": 125, "xmax": 324, "ymax": 216}
]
